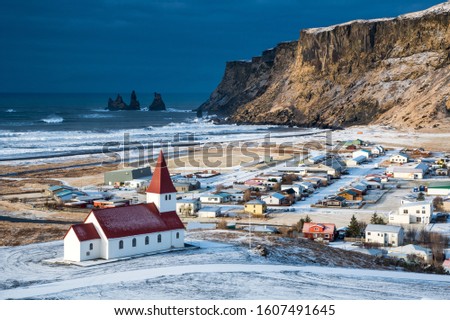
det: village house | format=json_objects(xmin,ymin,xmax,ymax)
[
  {"xmin": 427, "ymin": 181, "xmax": 450, "ymax": 196},
  {"xmin": 197, "ymin": 207, "xmax": 221, "ymax": 218},
  {"xmin": 389, "ymin": 201, "xmax": 433, "ymax": 225},
  {"xmin": 199, "ymin": 192, "xmax": 231, "ymax": 204},
  {"xmin": 343, "ymin": 139, "xmax": 364, "ymax": 148},
  {"xmin": 261, "ymin": 192, "xmax": 288, "ymax": 206},
  {"xmin": 281, "ymin": 188, "xmax": 297, "ymax": 202},
  {"xmin": 365, "ymin": 224, "xmax": 404, "ymax": 247},
  {"xmin": 299, "ymin": 181, "xmax": 315, "ymax": 193},
  {"xmin": 104, "ymin": 167, "xmax": 152, "ymax": 186},
  {"xmin": 176, "ymin": 198, "xmax": 201, "ymax": 217},
  {"xmin": 316, "ymin": 196, "xmax": 347, "ymax": 208},
  {"xmin": 244, "ymin": 179, "xmax": 268, "ymax": 191},
  {"xmin": 64, "ymin": 151, "xmax": 184, "ymax": 262},
  {"xmin": 303, "ymin": 157, "xmax": 347, "ymax": 178},
  {"xmin": 93, "ymin": 198, "xmax": 131, "ymax": 209},
  {"xmin": 387, "ymin": 244, "xmax": 432, "ymax": 263},
  {"xmin": 226, "ymin": 189, "xmax": 245, "ymax": 202},
  {"xmin": 386, "ymin": 162, "xmax": 428, "ymax": 179},
  {"xmin": 390, "ymin": 153, "xmax": 410, "ymax": 164},
  {"xmin": 173, "ymin": 178, "xmax": 201, "ymax": 192},
  {"xmin": 346, "ymin": 155, "xmax": 366, "ymax": 167},
  {"xmin": 302, "ymin": 222, "xmax": 337, "ymax": 242},
  {"xmin": 281, "ymin": 184, "xmax": 305, "ymax": 197},
  {"xmin": 337, "ymin": 189, "xmax": 363, "ymax": 201},
  {"xmin": 361, "ymin": 179, "xmax": 384, "ymax": 190},
  {"xmin": 244, "ymin": 199, "xmax": 267, "ymax": 216},
  {"xmin": 304, "ymin": 154, "xmax": 327, "ymax": 165},
  {"xmin": 371, "ymin": 145, "xmax": 385, "ymax": 156},
  {"xmin": 352, "ymin": 149, "xmax": 371, "ymax": 160},
  {"xmin": 302, "ymin": 177, "xmax": 322, "ymax": 188}
]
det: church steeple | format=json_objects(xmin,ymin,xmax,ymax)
[{"xmin": 146, "ymin": 150, "xmax": 177, "ymax": 213}]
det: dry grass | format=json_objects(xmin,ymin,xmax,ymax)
[{"xmin": 0, "ymin": 221, "xmax": 69, "ymax": 246}]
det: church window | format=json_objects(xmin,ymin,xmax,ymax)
[
  {"xmin": 89, "ymin": 243, "xmax": 93, "ymax": 250},
  {"xmin": 145, "ymin": 236, "xmax": 149, "ymax": 245},
  {"xmin": 158, "ymin": 234, "xmax": 162, "ymax": 243},
  {"xmin": 176, "ymin": 232, "xmax": 180, "ymax": 239},
  {"xmin": 132, "ymin": 238, "xmax": 137, "ymax": 247},
  {"xmin": 119, "ymin": 240, "xmax": 124, "ymax": 249}
]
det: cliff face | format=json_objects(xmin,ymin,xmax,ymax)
[{"xmin": 200, "ymin": 3, "xmax": 450, "ymax": 129}]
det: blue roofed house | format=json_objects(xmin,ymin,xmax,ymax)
[{"xmin": 199, "ymin": 192, "xmax": 231, "ymax": 204}]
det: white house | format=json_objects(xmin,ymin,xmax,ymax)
[
  {"xmin": 365, "ymin": 224, "xmax": 404, "ymax": 247},
  {"xmin": 371, "ymin": 146, "xmax": 384, "ymax": 156},
  {"xmin": 197, "ymin": 207, "xmax": 221, "ymax": 218},
  {"xmin": 200, "ymin": 192, "xmax": 231, "ymax": 204},
  {"xmin": 390, "ymin": 153, "xmax": 410, "ymax": 163},
  {"xmin": 386, "ymin": 163, "xmax": 428, "ymax": 179},
  {"xmin": 352, "ymin": 149, "xmax": 371, "ymax": 160},
  {"xmin": 261, "ymin": 192, "xmax": 286, "ymax": 205},
  {"xmin": 346, "ymin": 155, "xmax": 366, "ymax": 167},
  {"xmin": 64, "ymin": 150, "xmax": 185, "ymax": 262},
  {"xmin": 281, "ymin": 184, "xmax": 305, "ymax": 196},
  {"xmin": 427, "ymin": 181, "xmax": 450, "ymax": 196},
  {"xmin": 389, "ymin": 201, "xmax": 433, "ymax": 225},
  {"xmin": 387, "ymin": 244, "xmax": 432, "ymax": 263},
  {"xmin": 176, "ymin": 198, "xmax": 201, "ymax": 216}
]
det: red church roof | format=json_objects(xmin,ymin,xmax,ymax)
[
  {"xmin": 90, "ymin": 203, "xmax": 184, "ymax": 239},
  {"xmin": 69, "ymin": 223, "xmax": 101, "ymax": 241},
  {"xmin": 146, "ymin": 150, "xmax": 177, "ymax": 194}
]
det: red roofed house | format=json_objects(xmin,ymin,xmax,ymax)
[
  {"xmin": 64, "ymin": 150, "xmax": 185, "ymax": 262},
  {"xmin": 302, "ymin": 222, "xmax": 337, "ymax": 242}
]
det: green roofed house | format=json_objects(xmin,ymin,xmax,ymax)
[
  {"xmin": 427, "ymin": 181, "xmax": 450, "ymax": 196},
  {"xmin": 104, "ymin": 167, "xmax": 152, "ymax": 186}
]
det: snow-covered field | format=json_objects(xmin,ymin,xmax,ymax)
[{"xmin": 1, "ymin": 236, "xmax": 449, "ymax": 300}]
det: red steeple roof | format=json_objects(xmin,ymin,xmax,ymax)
[{"xmin": 146, "ymin": 150, "xmax": 177, "ymax": 194}]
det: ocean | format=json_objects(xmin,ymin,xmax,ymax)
[{"xmin": 0, "ymin": 93, "xmax": 297, "ymax": 163}]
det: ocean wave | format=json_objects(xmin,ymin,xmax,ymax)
[
  {"xmin": 41, "ymin": 115, "xmax": 64, "ymax": 124},
  {"xmin": 80, "ymin": 113, "xmax": 114, "ymax": 119},
  {"xmin": 5, "ymin": 108, "xmax": 16, "ymax": 113},
  {"xmin": 91, "ymin": 108, "xmax": 110, "ymax": 112},
  {"xmin": 165, "ymin": 108, "xmax": 194, "ymax": 113}
]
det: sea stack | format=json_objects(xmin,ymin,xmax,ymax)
[
  {"xmin": 107, "ymin": 91, "xmax": 141, "ymax": 111},
  {"xmin": 129, "ymin": 90, "xmax": 140, "ymax": 110},
  {"xmin": 107, "ymin": 94, "xmax": 128, "ymax": 111},
  {"xmin": 149, "ymin": 92, "xmax": 166, "ymax": 111}
]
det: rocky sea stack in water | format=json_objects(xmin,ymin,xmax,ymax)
[
  {"xmin": 149, "ymin": 92, "xmax": 166, "ymax": 111},
  {"xmin": 200, "ymin": 3, "xmax": 450, "ymax": 130},
  {"xmin": 107, "ymin": 91, "xmax": 140, "ymax": 111}
]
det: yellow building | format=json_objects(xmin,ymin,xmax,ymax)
[{"xmin": 244, "ymin": 200, "xmax": 267, "ymax": 216}]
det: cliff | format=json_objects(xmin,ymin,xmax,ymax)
[{"xmin": 200, "ymin": 3, "xmax": 450, "ymax": 129}]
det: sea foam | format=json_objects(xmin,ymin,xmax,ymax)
[{"xmin": 41, "ymin": 115, "xmax": 64, "ymax": 123}]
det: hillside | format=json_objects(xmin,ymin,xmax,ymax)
[
  {"xmin": 1, "ymin": 231, "xmax": 450, "ymax": 299},
  {"xmin": 200, "ymin": 3, "xmax": 450, "ymax": 130}
]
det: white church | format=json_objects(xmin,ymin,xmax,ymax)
[{"xmin": 64, "ymin": 150, "xmax": 185, "ymax": 262}]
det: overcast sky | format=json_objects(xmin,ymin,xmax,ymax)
[{"xmin": 0, "ymin": 0, "xmax": 443, "ymax": 93}]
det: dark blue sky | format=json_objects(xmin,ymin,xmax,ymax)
[{"xmin": 0, "ymin": 0, "xmax": 443, "ymax": 93}]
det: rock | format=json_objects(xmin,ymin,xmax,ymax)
[
  {"xmin": 200, "ymin": 2, "xmax": 450, "ymax": 129},
  {"xmin": 149, "ymin": 92, "xmax": 166, "ymax": 111},
  {"xmin": 107, "ymin": 94, "xmax": 128, "ymax": 111},
  {"xmin": 128, "ymin": 90, "xmax": 140, "ymax": 110},
  {"xmin": 107, "ymin": 91, "xmax": 140, "ymax": 111},
  {"xmin": 196, "ymin": 108, "xmax": 203, "ymax": 118}
]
